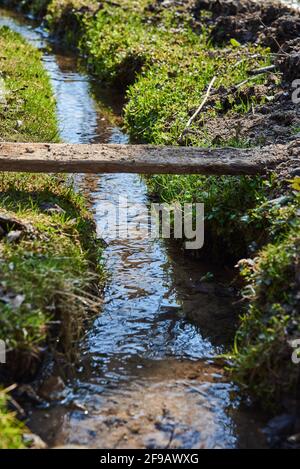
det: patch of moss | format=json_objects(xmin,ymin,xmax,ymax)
[{"xmin": 0, "ymin": 388, "xmax": 25, "ymax": 449}]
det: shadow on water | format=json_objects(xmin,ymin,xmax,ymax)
[{"xmin": 0, "ymin": 7, "xmax": 269, "ymax": 449}]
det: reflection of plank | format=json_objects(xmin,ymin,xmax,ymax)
[{"xmin": 0, "ymin": 141, "xmax": 297, "ymax": 175}]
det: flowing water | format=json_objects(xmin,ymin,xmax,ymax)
[{"xmin": 0, "ymin": 8, "xmax": 270, "ymax": 449}]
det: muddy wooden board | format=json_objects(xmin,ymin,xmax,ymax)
[{"xmin": 0, "ymin": 141, "xmax": 298, "ymax": 175}]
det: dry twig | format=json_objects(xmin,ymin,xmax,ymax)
[{"xmin": 179, "ymin": 76, "xmax": 217, "ymax": 141}]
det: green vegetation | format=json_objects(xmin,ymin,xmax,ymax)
[
  {"xmin": 0, "ymin": 172, "xmax": 101, "ymax": 365},
  {"xmin": 1, "ymin": 0, "xmax": 299, "ymax": 411},
  {"xmin": 0, "ymin": 25, "xmax": 102, "ymax": 447},
  {"xmin": 230, "ymin": 183, "xmax": 300, "ymax": 407},
  {"xmin": 0, "ymin": 26, "xmax": 58, "ymax": 142},
  {"xmin": 0, "ymin": 387, "xmax": 25, "ymax": 449}
]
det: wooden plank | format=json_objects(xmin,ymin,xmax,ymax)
[{"xmin": 0, "ymin": 141, "xmax": 297, "ymax": 175}]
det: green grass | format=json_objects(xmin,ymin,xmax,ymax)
[
  {"xmin": 0, "ymin": 25, "xmax": 102, "ymax": 369},
  {"xmin": 0, "ymin": 26, "xmax": 58, "ymax": 142},
  {"xmin": 0, "ymin": 173, "xmax": 102, "ymax": 361},
  {"xmin": 230, "ymin": 210, "xmax": 300, "ymax": 407},
  {"xmin": 0, "ymin": 388, "xmax": 25, "ymax": 449}
]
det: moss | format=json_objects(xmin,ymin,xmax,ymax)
[
  {"xmin": 0, "ymin": 23, "xmax": 103, "ymax": 371},
  {"xmin": 0, "ymin": 388, "xmax": 25, "ymax": 449}
]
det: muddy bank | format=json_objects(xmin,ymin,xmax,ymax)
[{"xmin": 192, "ymin": 0, "xmax": 300, "ymax": 48}]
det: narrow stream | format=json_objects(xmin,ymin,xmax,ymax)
[{"xmin": 0, "ymin": 9, "xmax": 269, "ymax": 449}]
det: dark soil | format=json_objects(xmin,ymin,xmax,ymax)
[
  {"xmin": 196, "ymin": 90, "xmax": 300, "ymax": 146},
  {"xmin": 145, "ymin": 1, "xmax": 300, "ymax": 162},
  {"xmin": 192, "ymin": 0, "xmax": 300, "ymax": 50},
  {"xmin": 147, "ymin": 0, "xmax": 300, "ymax": 50}
]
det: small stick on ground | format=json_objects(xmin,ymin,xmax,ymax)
[
  {"xmin": 248, "ymin": 64, "xmax": 276, "ymax": 75},
  {"xmin": 235, "ymin": 72, "xmax": 274, "ymax": 89},
  {"xmin": 179, "ymin": 76, "xmax": 217, "ymax": 141},
  {"xmin": 233, "ymin": 53, "xmax": 261, "ymax": 68}
]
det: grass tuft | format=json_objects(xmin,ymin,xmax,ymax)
[
  {"xmin": 0, "ymin": 387, "xmax": 25, "ymax": 449},
  {"xmin": 0, "ymin": 26, "xmax": 58, "ymax": 142}
]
